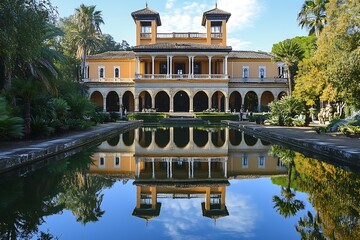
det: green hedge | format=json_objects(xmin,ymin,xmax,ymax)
[
  {"xmin": 127, "ymin": 113, "xmax": 168, "ymax": 122},
  {"xmin": 195, "ymin": 113, "xmax": 239, "ymax": 123}
]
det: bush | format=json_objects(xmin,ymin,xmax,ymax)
[
  {"xmin": 127, "ymin": 113, "xmax": 168, "ymax": 122},
  {"xmin": 30, "ymin": 116, "xmax": 54, "ymax": 137},
  {"xmin": 267, "ymin": 96, "xmax": 305, "ymax": 126},
  {"xmin": 196, "ymin": 113, "xmax": 238, "ymax": 123},
  {"xmin": 339, "ymin": 125, "xmax": 360, "ymax": 136},
  {"xmin": 0, "ymin": 97, "xmax": 24, "ymax": 139}
]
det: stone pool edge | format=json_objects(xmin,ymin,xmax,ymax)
[
  {"xmin": 0, "ymin": 121, "xmax": 143, "ymax": 173},
  {"xmin": 222, "ymin": 120, "xmax": 360, "ymax": 167}
]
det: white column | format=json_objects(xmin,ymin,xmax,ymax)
[
  {"xmin": 136, "ymin": 159, "xmax": 140, "ymax": 178},
  {"xmin": 208, "ymin": 158, "xmax": 211, "ymax": 178},
  {"xmin": 103, "ymin": 95, "xmax": 107, "ymax": 112},
  {"xmin": 189, "ymin": 96, "xmax": 193, "ymax": 113},
  {"xmin": 151, "ymin": 56, "xmax": 155, "ymax": 78},
  {"xmin": 151, "ymin": 94, "xmax": 155, "ymax": 109},
  {"xmin": 169, "ymin": 56, "xmax": 173, "ymax": 78},
  {"xmin": 258, "ymin": 96, "xmax": 261, "ymax": 112},
  {"xmin": 166, "ymin": 56, "xmax": 169, "ymax": 77},
  {"xmin": 208, "ymin": 95, "xmax": 212, "ymax": 110},
  {"xmin": 191, "ymin": 56, "xmax": 195, "ymax": 77},
  {"xmin": 225, "ymin": 96, "xmax": 230, "ymax": 113},
  {"xmin": 188, "ymin": 159, "xmax": 191, "ymax": 178},
  {"xmin": 208, "ymin": 56, "xmax": 212, "ymax": 78},
  {"xmin": 224, "ymin": 159, "xmax": 228, "ymax": 178},
  {"xmin": 224, "ymin": 56, "xmax": 228, "ymax": 75},
  {"xmin": 152, "ymin": 158, "xmax": 155, "ymax": 179},
  {"xmin": 170, "ymin": 95, "xmax": 174, "ymax": 112},
  {"xmin": 135, "ymin": 96, "xmax": 139, "ymax": 112},
  {"xmin": 170, "ymin": 158, "xmax": 173, "ymax": 178},
  {"xmin": 191, "ymin": 159, "xmax": 194, "ymax": 178},
  {"xmin": 188, "ymin": 56, "xmax": 192, "ymax": 78}
]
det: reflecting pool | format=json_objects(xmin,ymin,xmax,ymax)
[{"xmin": 0, "ymin": 126, "xmax": 359, "ymax": 240}]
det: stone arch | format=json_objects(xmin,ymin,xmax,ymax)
[
  {"xmin": 261, "ymin": 91, "xmax": 275, "ymax": 112},
  {"xmin": 123, "ymin": 91, "xmax": 135, "ymax": 112},
  {"xmin": 138, "ymin": 128, "xmax": 152, "ymax": 148},
  {"xmin": 106, "ymin": 91, "xmax": 119, "ymax": 112},
  {"xmin": 193, "ymin": 128, "xmax": 208, "ymax": 147},
  {"xmin": 155, "ymin": 128, "xmax": 170, "ymax": 148},
  {"xmin": 211, "ymin": 129, "xmax": 225, "ymax": 147},
  {"xmin": 90, "ymin": 91, "xmax": 103, "ymax": 110},
  {"xmin": 229, "ymin": 91, "xmax": 242, "ymax": 112},
  {"xmin": 244, "ymin": 133, "xmax": 258, "ymax": 146},
  {"xmin": 174, "ymin": 127, "xmax": 189, "ymax": 148},
  {"xmin": 193, "ymin": 91, "xmax": 209, "ymax": 112},
  {"xmin": 229, "ymin": 129, "xmax": 242, "ymax": 146},
  {"xmin": 107, "ymin": 135, "xmax": 120, "ymax": 147},
  {"xmin": 139, "ymin": 91, "xmax": 152, "ymax": 112},
  {"xmin": 278, "ymin": 91, "xmax": 287, "ymax": 100},
  {"xmin": 123, "ymin": 130, "xmax": 134, "ymax": 146},
  {"xmin": 155, "ymin": 91, "xmax": 170, "ymax": 112},
  {"xmin": 211, "ymin": 91, "xmax": 225, "ymax": 112},
  {"xmin": 244, "ymin": 91, "xmax": 259, "ymax": 112},
  {"xmin": 174, "ymin": 90, "xmax": 189, "ymax": 112}
]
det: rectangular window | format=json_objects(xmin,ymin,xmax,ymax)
[
  {"xmin": 258, "ymin": 155, "xmax": 265, "ymax": 168},
  {"xmin": 242, "ymin": 154, "xmax": 248, "ymax": 168},
  {"xmin": 99, "ymin": 157, "xmax": 105, "ymax": 168},
  {"xmin": 259, "ymin": 66, "xmax": 266, "ymax": 78},
  {"xmin": 114, "ymin": 66, "xmax": 120, "ymax": 78},
  {"xmin": 243, "ymin": 66, "xmax": 249, "ymax": 78},
  {"xmin": 140, "ymin": 22, "xmax": 152, "ymax": 38},
  {"xmin": 211, "ymin": 21, "xmax": 222, "ymax": 38},
  {"xmin": 98, "ymin": 66, "xmax": 105, "ymax": 78},
  {"xmin": 114, "ymin": 156, "xmax": 120, "ymax": 168}
]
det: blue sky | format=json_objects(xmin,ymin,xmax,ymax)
[{"xmin": 51, "ymin": 0, "xmax": 308, "ymax": 52}]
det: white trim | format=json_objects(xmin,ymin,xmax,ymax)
[
  {"xmin": 114, "ymin": 66, "xmax": 120, "ymax": 78},
  {"xmin": 98, "ymin": 66, "xmax": 105, "ymax": 78},
  {"xmin": 242, "ymin": 154, "xmax": 248, "ymax": 168},
  {"xmin": 242, "ymin": 66, "xmax": 249, "ymax": 78},
  {"xmin": 259, "ymin": 66, "xmax": 266, "ymax": 78},
  {"xmin": 258, "ymin": 155, "xmax": 265, "ymax": 168},
  {"xmin": 114, "ymin": 155, "xmax": 120, "ymax": 168}
]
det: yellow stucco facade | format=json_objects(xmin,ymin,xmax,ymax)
[{"xmin": 84, "ymin": 5, "xmax": 288, "ymax": 113}]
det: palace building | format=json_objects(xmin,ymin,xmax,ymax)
[{"xmin": 84, "ymin": 4, "xmax": 288, "ymax": 113}]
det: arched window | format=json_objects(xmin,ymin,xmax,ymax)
[
  {"xmin": 243, "ymin": 66, "xmax": 249, "ymax": 78},
  {"xmin": 114, "ymin": 67, "xmax": 119, "ymax": 78},
  {"xmin": 99, "ymin": 67, "xmax": 105, "ymax": 78}
]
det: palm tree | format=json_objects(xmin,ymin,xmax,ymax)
[
  {"xmin": 296, "ymin": 211, "xmax": 326, "ymax": 240},
  {"xmin": 298, "ymin": 0, "xmax": 328, "ymax": 37},
  {"xmin": 70, "ymin": 4, "xmax": 104, "ymax": 80},
  {"xmin": 272, "ymin": 39, "xmax": 304, "ymax": 95}
]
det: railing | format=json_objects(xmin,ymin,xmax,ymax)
[
  {"xmin": 157, "ymin": 32, "xmax": 207, "ymax": 39},
  {"xmin": 229, "ymin": 78, "xmax": 288, "ymax": 83},
  {"xmin": 140, "ymin": 33, "xmax": 152, "ymax": 39},
  {"xmin": 135, "ymin": 74, "xmax": 228, "ymax": 80},
  {"xmin": 82, "ymin": 78, "xmax": 134, "ymax": 83},
  {"xmin": 211, "ymin": 33, "xmax": 223, "ymax": 38}
]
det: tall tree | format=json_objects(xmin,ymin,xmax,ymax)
[
  {"xmin": 297, "ymin": 0, "xmax": 328, "ymax": 37},
  {"xmin": 272, "ymin": 39, "xmax": 304, "ymax": 95},
  {"xmin": 70, "ymin": 4, "xmax": 104, "ymax": 80}
]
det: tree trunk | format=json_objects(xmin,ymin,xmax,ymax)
[
  {"xmin": 81, "ymin": 45, "xmax": 87, "ymax": 80},
  {"xmin": 4, "ymin": 69, "xmax": 12, "ymax": 91},
  {"xmin": 287, "ymin": 163, "xmax": 293, "ymax": 191},
  {"xmin": 287, "ymin": 69, "xmax": 292, "ymax": 96}
]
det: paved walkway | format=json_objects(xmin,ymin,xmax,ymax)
[
  {"xmin": 223, "ymin": 121, "xmax": 360, "ymax": 166},
  {"xmin": 0, "ymin": 121, "xmax": 142, "ymax": 173}
]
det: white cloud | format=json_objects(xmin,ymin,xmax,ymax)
[
  {"xmin": 228, "ymin": 37, "xmax": 252, "ymax": 50},
  {"xmin": 159, "ymin": 0, "xmax": 262, "ymax": 34}
]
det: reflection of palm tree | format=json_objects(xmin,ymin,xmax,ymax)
[
  {"xmin": 270, "ymin": 145, "xmax": 305, "ymax": 218},
  {"xmin": 296, "ymin": 211, "xmax": 326, "ymax": 240}
]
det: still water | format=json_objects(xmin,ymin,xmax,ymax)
[{"xmin": 0, "ymin": 126, "xmax": 359, "ymax": 240}]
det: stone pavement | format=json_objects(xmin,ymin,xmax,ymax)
[
  {"xmin": 223, "ymin": 120, "xmax": 360, "ymax": 167},
  {"xmin": 0, "ymin": 121, "xmax": 142, "ymax": 173}
]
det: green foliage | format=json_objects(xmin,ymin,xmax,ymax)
[
  {"xmin": 30, "ymin": 116, "xmax": 55, "ymax": 137},
  {"xmin": 195, "ymin": 113, "xmax": 238, "ymax": 123},
  {"xmin": 297, "ymin": 0, "xmax": 328, "ymax": 37},
  {"xmin": 0, "ymin": 97, "xmax": 24, "ymax": 139},
  {"xmin": 339, "ymin": 125, "xmax": 360, "ymax": 137},
  {"xmin": 50, "ymin": 98, "xmax": 70, "ymax": 122},
  {"xmin": 267, "ymin": 96, "xmax": 305, "ymax": 126},
  {"xmin": 65, "ymin": 93, "xmax": 96, "ymax": 120},
  {"xmin": 127, "ymin": 113, "xmax": 168, "ymax": 122}
]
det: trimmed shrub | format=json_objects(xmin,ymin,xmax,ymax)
[
  {"xmin": 127, "ymin": 113, "xmax": 168, "ymax": 122},
  {"xmin": 195, "ymin": 113, "xmax": 238, "ymax": 123}
]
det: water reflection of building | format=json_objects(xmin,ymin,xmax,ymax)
[{"xmin": 89, "ymin": 127, "xmax": 286, "ymax": 221}]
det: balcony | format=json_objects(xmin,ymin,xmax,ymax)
[
  {"xmin": 157, "ymin": 32, "xmax": 207, "ymax": 39},
  {"xmin": 82, "ymin": 78, "xmax": 134, "ymax": 83},
  {"xmin": 135, "ymin": 74, "xmax": 228, "ymax": 80},
  {"xmin": 229, "ymin": 78, "xmax": 288, "ymax": 84}
]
